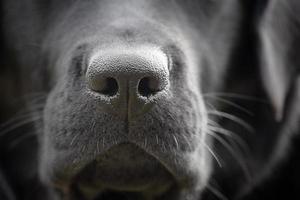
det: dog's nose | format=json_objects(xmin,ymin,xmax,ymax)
[{"xmin": 86, "ymin": 46, "xmax": 169, "ymax": 118}]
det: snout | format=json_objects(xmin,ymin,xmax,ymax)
[
  {"xmin": 42, "ymin": 42, "xmax": 209, "ymax": 200},
  {"xmin": 86, "ymin": 46, "xmax": 169, "ymax": 119}
]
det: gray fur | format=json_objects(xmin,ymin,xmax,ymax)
[{"xmin": 1, "ymin": 0, "xmax": 299, "ymax": 200}]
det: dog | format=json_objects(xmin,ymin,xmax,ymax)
[{"xmin": 0, "ymin": 0, "xmax": 299, "ymax": 199}]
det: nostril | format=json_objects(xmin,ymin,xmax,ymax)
[
  {"xmin": 101, "ymin": 77, "xmax": 118, "ymax": 96},
  {"xmin": 88, "ymin": 76, "xmax": 118, "ymax": 96},
  {"xmin": 138, "ymin": 77, "xmax": 162, "ymax": 97}
]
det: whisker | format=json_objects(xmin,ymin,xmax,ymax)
[
  {"xmin": 102, "ymin": 137, "xmax": 106, "ymax": 148},
  {"xmin": 203, "ymin": 92, "xmax": 266, "ymax": 103},
  {"xmin": 0, "ymin": 116, "xmax": 42, "ymax": 136},
  {"xmin": 207, "ymin": 119, "xmax": 219, "ymax": 127},
  {"xmin": 204, "ymin": 95, "xmax": 253, "ymax": 116},
  {"xmin": 96, "ymin": 141, "xmax": 100, "ymax": 154},
  {"xmin": 0, "ymin": 110, "xmax": 43, "ymax": 130},
  {"xmin": 81, "ymin": 144, "xmax": 86, "ymax": 153},
  {"xmin": 70, "ymin": 134, "xmax": 79, "ymax": 146},
  {"xmin": 144, "ymin": 138, "xmax": 148, "ymax": 149},
  {"xmin": 1, "ymin": 105, "xmax": 44, "ymax": 129},
  {"xmin": 181, "ymin": 134, "xmax": 193, "ymax": 151},
  {"xmin": 204, "ymin": 101, "xmax": 217, "ymax": 112},
  {"xmin": 207, "ymin": 131, "xmax": 251, "ymax": 182},
  {"xmin": 161, "ymin": 140, "xmax": 167, "ymax": 153},
  {"xmin": 172, "ymin": 135, "xmax": 179, "ymax": 150},
  {"xmin": 207, "ymin": 125, "xmax": 250, "ymax": 155},
  {"xmin": 0, "ymin": 113, "xmax": 38, "ymax": 129},
  {"xmin": 206, "ymin": 183, "xmax": 228, "ymax": 200},
  {"xmin": 27, "ymin": 103, "xmax": 46, "ymax": 110},
  {"xmin": 8, "ymin": 132, "xmax": 37, "ymax": 149},
  {"xmin": 202, "ymin": 141, "xmax": 223, "ymax": 168},
  {"xmin": 207, "ymin": 110, "xmax": 254, "ymax": 133},
  {"xmin": 5, "ymin": 92, "xmax": 46, "ymax": 106},
  {"xmin": 155, "ymin": 134, "xmax": 159, "ymax": 145},
  {"xmin": 26, "ymin": 95, "xmax": 47, "ymax": 104}
]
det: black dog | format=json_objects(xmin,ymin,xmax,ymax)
[{"xmin": 0, "ymin": 0, "xmax": 299, "ymax": 199}]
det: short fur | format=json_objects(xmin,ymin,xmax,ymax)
[{"xmin": 0, "ymin": 0, "xmax": 299, "ymax": 200}]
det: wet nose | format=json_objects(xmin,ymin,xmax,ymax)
[{"xmin": 86, "ymin": 46, "xmax": 169, "ymax": 119}]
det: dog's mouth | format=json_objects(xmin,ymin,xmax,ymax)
[{"xmin": 67, "ymin": 143, "xmax": 176, "ymax": 200}]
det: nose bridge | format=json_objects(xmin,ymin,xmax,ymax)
[
  {"xmin": 91, "ymin": 51, "xmax": 166, "ymax": 80},
  {"xmin": 86, "ymin": 46, "xmax": 169, "ymax": 119}
]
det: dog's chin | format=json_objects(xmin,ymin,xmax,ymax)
[{"xmin": 69, "ymin": 143, "xmax": 175, "ymax": 199}]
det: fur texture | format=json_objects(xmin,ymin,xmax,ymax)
[{"xmin": 0, "ymin": 0, "xmax": 299, "ymax": 200}]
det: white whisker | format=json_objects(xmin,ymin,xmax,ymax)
[
  {"xmin": 8, "ymin": 132, "xmax": 37, "ymax": 148},
  {"xmin": 70, "ymin": 134, "xmax": 79, "ymax": 146},
  {"xmin": 206, "ymin": 183, "xmax": 228, "ymax": 200},
  {"xmin": 96, "ymin": 140, "xmax": 100, "ymax": 154},
  {"xmin": 0, "ymin": 116, "xmax": 42, "ymax": 136},
  {"xmin": 102, "ymin": 137, "xmax": 106, "ymax": 148},
  {"xmin": 173, "ymin": 135, "xmax": 179, "ymax": 150},
  {"xmin": 0, "ymin": 113, "xmax": 40, "ymax": 130},
  {"xmin": 181, "ymin": 134, "xmax": 193, "ymax": 151},
  {"xmin": 203, "ymin": 92, "xmax": 266, "ymax": 102},
  {"xmin": 204, "ymin": 95, "xmax": 253, "ymax": 116},
  {"xmin": 202, "ymin": 141, "xmax": 223, "ymax": 168},
  {"xmin": 155, "ymin": 134, "xmax": 159, "ymax": 145},
  {"xmin": 207, "ymin": 130, "xmax": 251, "ymax": 181},
  {"xmin": 207, "ymin": 125, "xmax": 250, "ymax": 155},
  {"xmin": 207, "ymin": 110, "xmax": 254, "ymax": 133}
]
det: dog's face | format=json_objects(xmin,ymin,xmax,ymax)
[
  {"xmin": 36, "ymin": 0, "xmax": 242, "ymax": 199},
  {"xmin": 6, "ymin": 0, "xmax": 298, "ymax": 199}
]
